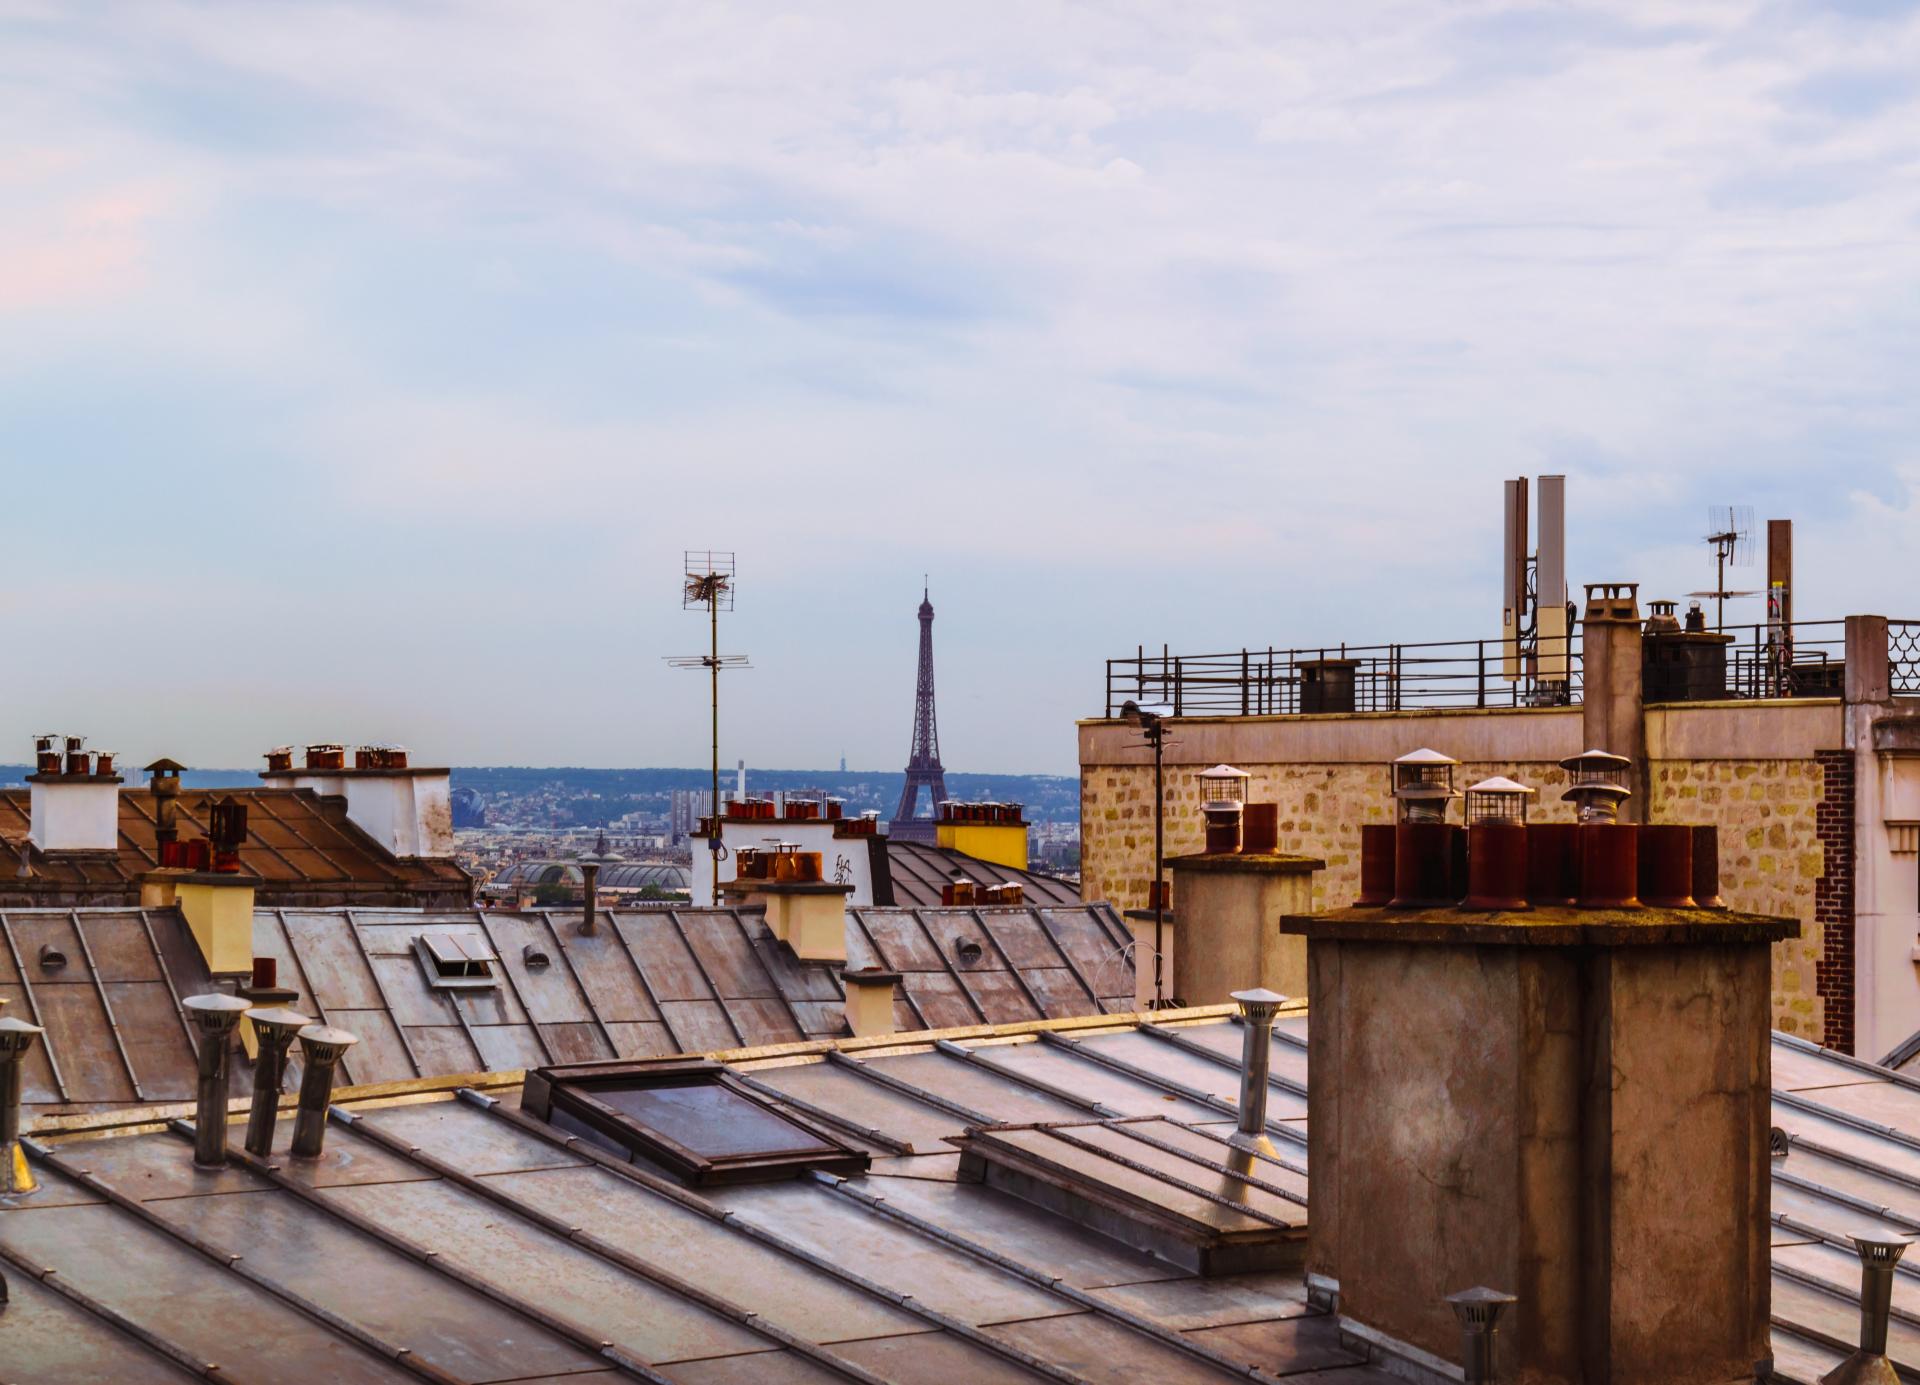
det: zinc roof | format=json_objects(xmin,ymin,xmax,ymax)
[
  {"xmin": 879, "ymin": 840, "xmax": 1081, "ymax": 908},
  {"xmin": 5, "ymin": 1005, "xmax": 1385, "ymax": 1385},
  {"xmin": 8, "ymin": 902, "xmax": 1137, "ymax": 1116}
]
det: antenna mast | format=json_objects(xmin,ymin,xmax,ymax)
[
  {"xmin": 1691, "ymin": 506, "xmax": 1757, "ymax": 633},
  {"xmin": 668, "ymin": 551, "xmax": 749, "ymax": 898}
]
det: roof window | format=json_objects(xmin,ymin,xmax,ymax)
[
  {"xmin": 522, "ymin": 1058, "xmax": 870, "ymax": 1186},
  {"xmin": 413, "ymin": 931, "xmax": 497, "ymax": 990}
]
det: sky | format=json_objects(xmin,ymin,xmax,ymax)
[{"xmin": 1, "ymin": 1, "xmax": 1916, "ymax": 776}]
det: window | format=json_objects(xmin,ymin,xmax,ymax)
[
  {"xmin": 414, "ymin": 931, "xmax": 497, "ymax": 990},
  {"xmin": 523, "ymin": 1058, "xmax": 870, "ymax": 1186}
]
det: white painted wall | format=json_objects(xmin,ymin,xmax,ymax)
[
  {"xmin": 275, "ymin": 769, "xmax": 455, "ymax": 859},
  {"xmin": 1862, "ymin": 750, "xmax": 1920, "ymax": 1060},
  {"xmin": 29, "ymin": 779, "xmax": 121, "ymax": 852},
  {"xmin": 690, "ymin": 819, "xmax": 876, "ymax": 907}
]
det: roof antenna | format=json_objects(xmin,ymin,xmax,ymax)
[{"xmin": 1690, "ymin": 505, "xmax": 1758, "ymax": 633}]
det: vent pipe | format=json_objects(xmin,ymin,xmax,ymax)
[
  {"xmin": 1820, "ymin": 1238, "xmax": 1910, "ymax": 1384},
  {"xmin": 581, "ymin": 861, "xmax": 600, "ymax": 934},
  {"xmin": 290, "ymin": 1024, "xmax": 358, "ymax": 1158},
  {"xmin": 243, "ymin": 1007, "xmax": 311, "ymax": 1157},
  {"xmin": 1446, "ymin": 1286, "xmax": 1518, "ymax": 1384},
  {"xmin": 183, "ymin": 993, "xmax": 253, "ymax": 1167},
  {"xmin": 1230, "ymin": 987, "xmax": 1285, "ymax": 1148},
  {"xmin": 0, "ymin": 1013, "xmax": 47, "ymax": 1197}
]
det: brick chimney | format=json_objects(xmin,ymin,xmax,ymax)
[
  {"xmin": 1284, "ymin": 775, "xmax": 1795, "ymax": 1383},
  {"xmin": 260, "ymin": 743, "xmax": 453, "ymax": 859},
  {"xmin": 26, "ymin": 735, "xmax": 121, "ymax": 854}
]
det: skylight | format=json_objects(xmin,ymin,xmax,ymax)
[{"xmin": 523, "ymin": 1058, "xmax": 870, "ymax": 1186}]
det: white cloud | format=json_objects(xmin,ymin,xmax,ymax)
[{"xmin": 0, "ymin": 0, "xmax": 1916, "ymax": 768}]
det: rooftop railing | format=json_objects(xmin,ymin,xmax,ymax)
[
  {"xmin": 1103, "ymin": 618, "xmax": 1880, "ymax": 720},
  {"xmin": 1892, "ymin": 621, "xmax": 1920, "ymax": 696}
]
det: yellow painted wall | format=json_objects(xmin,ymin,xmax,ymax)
[
  {"xmin": 175, "ymin": 880, "xmax": 257, "ymax": 976},
  {"xmin": 937, "ymin": 822, "xmax": 1029, "ymax": 871}
]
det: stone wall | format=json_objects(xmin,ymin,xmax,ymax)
[
  {"xmin": 1646, "ymin": 758, "xmax": 1826, "ymax": 1041},
  {"xmin": 1082, "ymin": 701, "xmax": 1845, "ymax": 1040}
]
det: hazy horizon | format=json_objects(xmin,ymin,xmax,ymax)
[{"xmin": 4, "ymin": 3, "xmax": 1916, "ymax": 775}]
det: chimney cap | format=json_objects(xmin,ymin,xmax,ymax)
[
  {"xmin": 295, "ymin": 1023, "xmax": 359, "ymax": 1060},
  {"xmin": 1395, "ymin": 747, "xmax": 1459, "ymax": 767},
  {"xmin": 145, "ymin": 758, "xmax": 188, "ymax": 774},
  {"xmin": 246, "ymin": 1006, "xmax": 312, "ymax": 1040},
  {"xmin": 0, "ymin": 1014, "xmax": 46, "ymax": 1053},
  {"xmin": 183, "ymin": 992, "xmax": 253, "ymax": 1035},
  {"xmin": 1560, "ymin": 748, "xmax": 1631, "ymax": 774},
  {"xmin": 1466, "ymin": 776, "xmax": 1534, "ymax": 796}
]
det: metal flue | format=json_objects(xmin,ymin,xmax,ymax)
[
  {"xmin": 182, "ymin": 994, "xmax": 252, "ymax": 1168},
  {"xmin": 1230, "ymin": 988, "xmax": 1286, "ymax": 1150},
  {"xmin": 0, "ymin": 1013, "xmax": 46, "ymax": 1197},
  {"xmin": 1819, "ymin": 1238, "xmax": 1910, "ymax": 1384},
  {"xmin": 1446, "ymin": 1286, "xmax": 1518, "ymax": 1384},
  {"xmin": 243, "ymin": 1006, "xmax": 311, "ymax": 1157},
  {"xmin": 290, "ymin": 1024, "xmax": 358, "ymax": 1158}
]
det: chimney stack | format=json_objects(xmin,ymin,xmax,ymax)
[
  {"xmin": 243, "ymin": 1007, "xmax": 311, "ymax": 1157},
  {"xmin": 0, "ymin": 1012, "xmax": 47, "ymax": 1197},
  {"xmin": 26, "ymin": 734, "xmax": 122, "ymax": 855},
  {"xmin": 290, "ymin": 1024, "xmax": 358, "ymax": 1158},
  {"xmin": 260, "ymin": 743, "xmax": 453, "ymax": 859},
  {"xmin": 183, "ymin": 994, "xmax": 253, "ymax": 1167},
  {"xmin": 146, "ymin": 758, "xmax": 185, "ymax": 853},
  {"xmin": 841, "ymin": 968, "xmax": 900, "ymax": 1037}
]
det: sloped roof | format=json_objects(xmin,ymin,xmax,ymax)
[
  {"xmin": 6, "ymin": 1006, "xmax": 1388, "ymax": 1385},
  {"xmin": 244, "ymin": 904, "xmax": 1136, "ymax": 1088},
  {"xmin": 0, "ymin": 787, "xmax": 472, "ymax": 907},
  {"xmin": 881, "ymin": 839, "xmax": 1082, "ymax": 908},
  {"xmin": 11, "ymin": 1000, "xmax": 1920, "ymax": 1381},
  {"xmin": 1, "ymin": 907, "xmax": 217, "ymax": 1116}
]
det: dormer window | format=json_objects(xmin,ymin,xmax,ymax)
[{"xmin": 413, "ymin": 931, "xmax": 497, "ymax": 990}]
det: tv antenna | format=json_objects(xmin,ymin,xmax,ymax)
[
  {"xmin": 1689, "ymin": 505, "xmax": 1759, "ymax": 633},
  {"xmin": 667, "ymin": 551, "xmax": 750, "ymax": 898}
]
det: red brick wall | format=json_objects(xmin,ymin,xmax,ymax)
[{"xmin": 1814, "ymin": 749, "xmax": 1855, "ymax": 1052}]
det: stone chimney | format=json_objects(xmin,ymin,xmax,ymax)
[
  {"xmin": 260, "ymin": 743, "xmax": 453, "ymax": 859},
  {"xmin": 26, "ymin": 735, "xmax": 121, "ymax": 854},
  {"xmin": 1165, "ymin": 768, "xmax": 1323, "ymax": 1006},
  {"xmin": 1283, "ymin": 773, "xmax": 1795, "ymax": 1383},
  {"xmin": 1580, "ymin": 583, "xmax": 1646, "ymax": 823}
]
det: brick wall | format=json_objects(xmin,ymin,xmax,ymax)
[{"xmin": 1814, "ymin": 749, "xmax": 1856, "ymax": 1053}]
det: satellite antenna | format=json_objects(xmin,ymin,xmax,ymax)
[
  {"xmin": 1689, "ymin": 506, "xmax": 1759, "ymax": 633},
  {"xmin": 667, "ymin": 551, "xmax": 750, "ymax": 898}
]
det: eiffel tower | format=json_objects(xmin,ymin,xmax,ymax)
[{"xmin": 889, "ymin": 584, "xmax": 949, "ymax": 844}]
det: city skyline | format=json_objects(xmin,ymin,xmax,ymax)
[{"xmin": 3, "ymin": 3, "xmax": 1917, "ymax": 772}]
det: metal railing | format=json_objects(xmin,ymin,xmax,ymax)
[
  {"xmin": 1892, "ymin": 621, "xmax": 1920, "ymax": 696},
  {"xmin": 1105, "ymin": 633, "xmax": 1582, "ymax": 719},
  {"xmin": 1103, "ymin": 618, "xmax": 1870, "ymax": 719}
]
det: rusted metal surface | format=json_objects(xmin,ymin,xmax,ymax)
[{"xmin": 0, "ymin": 787, "xmax": 471, "ymax": 909}]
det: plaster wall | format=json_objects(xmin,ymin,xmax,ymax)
[
  {"xmin": 28, "ymin": 780, "xmax": 121, "ymax": 853},
  {"xmin": 1166, "ymin": 863, "xmax": 1316, "ymax": 1006},
  {"xmin": 690, "ymin": 820, "xmax": 875, "ymax": 908}
]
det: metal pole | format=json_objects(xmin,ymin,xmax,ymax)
[
  {"xmin": 1152, "ymin": 726, "xmax": 1165, "ymax": 1008},
  {"xmin": 710, "ymin": 595, "xmax": 720, "ymax": 901},
  {"xmin": 0, "ymin": 1015, "xmax": 43, "ymax": 1196}
]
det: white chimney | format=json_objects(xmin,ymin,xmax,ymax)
[
  {"xmin": 27, "ymin": 735, "xmax": 121, "ymax": 854},
  {"xmin": 261, "ymin": 744, "xmax": 453, "ymax": 859}
]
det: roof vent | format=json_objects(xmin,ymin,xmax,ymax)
[{"xmin": 413, "ymin": 932, "xmax": 497, "ymax": 990}]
